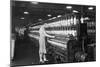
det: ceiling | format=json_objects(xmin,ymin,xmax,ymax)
[{"xmin": 11, "ymin": 1, "xmax": 96, "ymax": 28}]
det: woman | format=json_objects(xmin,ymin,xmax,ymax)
[{"xmin": 39, "ymin": 23, "xmax": 55, "ymax": 63}]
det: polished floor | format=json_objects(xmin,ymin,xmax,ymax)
[
  {"xmin": 11, "ymin": 36, "xmax": 96, "ymax": 66},
  {"xmin": 12, "ymin": 38, "xmax": 40, "ymax": 66},
  {"xmin": 12, "ymin": 37, "xmax": 56, "ymax": 66}
]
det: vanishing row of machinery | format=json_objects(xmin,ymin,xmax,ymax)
[{"xmin": 28, "ymin": 13, "xmax": 89, "ymax": 63}]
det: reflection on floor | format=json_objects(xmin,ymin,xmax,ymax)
[
  {"xmin": 12, "ymin": 38, "xmax": 40, "ymax": 66},
  {"xmin": 11, "ymin": 37, "xmax": 96, "ymax": 66},
  {"xmin": 12, "ymin": 37, "xmax": 57, "ymax": 67}
]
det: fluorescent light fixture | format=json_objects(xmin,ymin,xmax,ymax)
[
  {"xmin": 31, "ymin": 1, "xmax": 39, "ymax": 4},
  {"xmin": 24, "ymin": 11, "xmax": 29, "ymax": 14},
  {"xmin": 48, "ymin": 17, "xmax": 56, "ymax": 20},
  {"xmin": 57, "ymin": 15, "xmax": 62, "ymax": 17},
  {"xmin": 52, "ymin": 17, "xmax": 56, "ymax": 19},
  {"xmin": 20, "ymin": 17, "xmax": 24, "ymax": 19},
  {"xmin": 88, "ymin": 7, "xmax": 93, "ymax": 10},
  {"xmin": 48, "ymin": 14, "xmax": 52, "ymax": 17},
  {"xmin": 66, "ymin": 6, "xmax": 72, "ymax": 9},
  {"xmin": 48, "ymin": 18, "xmax": 52, "ymax": 20},
  {"xmin": 73, "ymin": 10, "xmax": 78, "ymax": 13}
]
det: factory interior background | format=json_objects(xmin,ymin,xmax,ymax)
[{"xmin": 11, "ymin": 0, "xmax": 96, "ymax": 66}]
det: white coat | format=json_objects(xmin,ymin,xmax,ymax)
[{"xmin": 39, "ymin": 25, "xmax": 54, "ymax": 54}]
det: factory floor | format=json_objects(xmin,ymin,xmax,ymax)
[
  {"xmin": 11, "ymin": 37, "xmax": 56, "ymax": 66},
  {"xmin": 11, "ymin": 38, "xmax": 39, "ymax": 66},
  {"xmin": 11, "ymin": 36, "xmax": 96, "ymax": 66}
]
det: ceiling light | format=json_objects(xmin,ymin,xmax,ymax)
[
  {"xmin": 48, "ymin": 14, "xmax": 52, "ymax": 17},
  {"xmin": 73, "ymin": 10, "xmax": 78, "ymax": 13},
  {"xmin": 88, "ymin": 7, "xmax": 93, "ymax": 10},
  {"xmin": 66, "ymin": 6, "xmax": 72, "ymax": 9},
  {"xmin": 48, "ymin": 18, "xmax": 52, "ymax": 20},
  {"xmin": 52, "ymin": 17, "xmax": 56, "ymax": 19},
  {"xmin": 24, "ymin": 11, "xmax": 29, "ymax": 14},
  {"xmin": 20, "ymin": 17, "xmax": 24, "ymax": 19},
  {"xmin": 31, "ymin": 1, "xmax": 39, "ymax": 4},
  {"xmin": 57, "ymin": 15, "xmax": 62, "ymax": 17}
]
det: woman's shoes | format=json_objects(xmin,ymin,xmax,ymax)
[
  {"xmin": 40, "ymin": 60, "xmax": 45, "ymax": 63},
  {"xmin": 44, "ymin": 59, "xmax": 48, "ymax": 62},
  {"xmin": 40, "ymin": 60, "xmax": 48, "ymax": 64}
]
